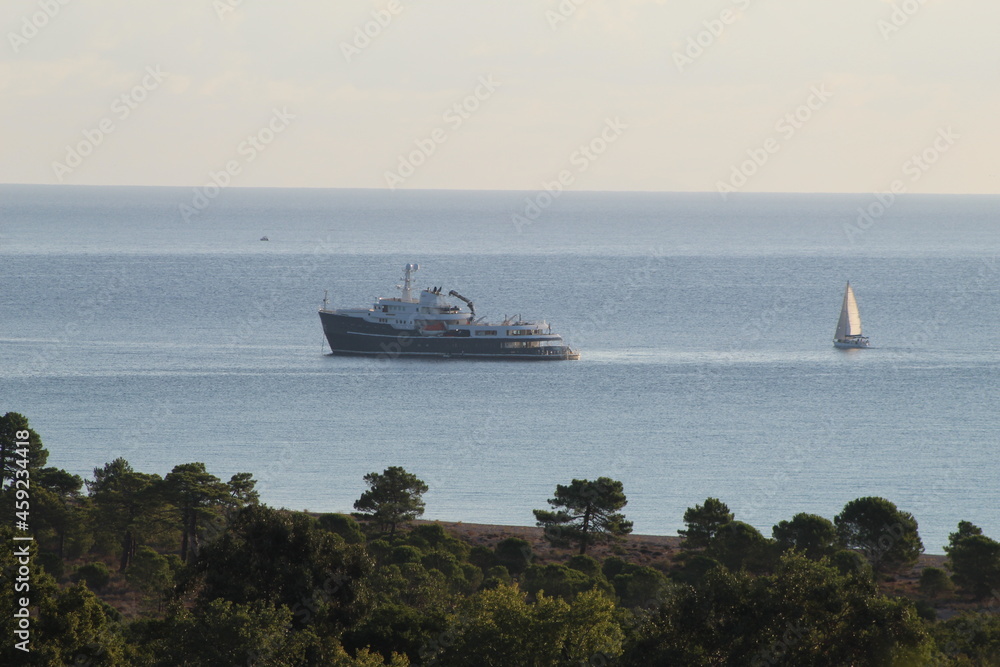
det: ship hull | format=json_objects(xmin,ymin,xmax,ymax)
[{"xmin": 320, "ymin": 311, "xmax": 579, "ymax": 360}]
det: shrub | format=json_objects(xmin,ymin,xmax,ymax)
[
  {"xmin": 37, "ymin": 551, "xmax": 65, "ymax": 579},
  {"xmin": 317, "ymin": 513, "xmax": 365, "ymax": 544},
  {"xmin": 495, "ymin": 537, "xmax": 533, "ymax": 575},
  {"xmin": 389, "ymin": 545, "xmax": 422, "ymax": 565},
  {"xmin": 918, "ymin": 566, "xmax": 954, "ymax": 599},
  {"xmin": 72, "ymin": 562, "xmax": 111, "ymax": 591}
]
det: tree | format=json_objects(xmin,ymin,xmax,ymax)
[
  {"xmin": 0, "ymin": 411, "xmax": 47, "ymax": 491},
  {"xmin": 0, "ymin": 526, "xmax": 127, "ymax": 665},
  {"xmin": 126, "ymin": 546, "xmax": 177, "ymax": 607},
  {"xmin": 918, "ymin": 567, "xmax": 954, "ymax": 599},
  {"xmin": 429, "ymin": 585, "xmax": 623, "ymax": 666},
  {"xmin": 163, "ymin": 462, "xmax": 230, "ymax": 562},
  {"xmin": 834, "ymin": 497, "xmax": 923, "ymax": 574},
  {"xmin": 494, "ymin": 537, "xmax": 533, "ymax": 575},
  {"xmin": 678, "ymin": 497, "xmax": 734, "ymax": 549},
  {"xmin": 226, "ymin": 471, "xmax": 259, "ymax": 508},
  {"xmin": 707, "ymin": 521, "xmax": 775, "ymax": 573},
  {"xmin": 533, "ymin": 477, "xmax": 633, "ymax": 555},
  {"xmin": 32, "ymin": 467, "xmax": 86, "ymax": 558},
  {"xmin": 193, "ymin": 504, "xmax": 373, "ymax": 634},
  {"xmin": 87, "ymin": 458, "xmax": 166, "ymax": 571},
  {"xmin": 318, "ymin": 513, "xmax": 366, "ymax": 544},
  {"xmin": 354, "ymin": 466, "xmax": 428, "ymax": 536},
  {"xmin": 949, "ymin": 519, "xmax": 983, "ymax": 543},
  {"xmin": 945, "ymin": 522, "xmax": 1000, "ymax": 600},
  {"xmin": 772, "ymin": 512, "xmax": 840, "ymax": 560},
  {"xmin": 622, "ymin": 551, "xmax": 934, "ymax": 665}
]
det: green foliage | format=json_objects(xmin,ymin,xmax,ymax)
[
  {"xmin": 343, "ymin": 602, "xmax": 444, "ymax": 663},
  {"xmin": 389, "ymin": 545, "xmax": 423, "ymax": 565},
  {"xmin": 193, "ymin": 504, "xmax": 373, "ymax": 634},
  {"xmin": 566, "ymin": 554, "xmax": 603, "ymax": 579},
  {"xmin": 369, "ymin": 563, "xmax": 453, "ymax": 614},
  {"xmin": 772, "ymin": 512, "xmax": 840, "ymax": 560},
  {"xmin": 354, "ymin": 466, "xmax": 429, "ymax": 536},
  {"xmin": 494, "ymin": 537, "xmax": 533, "ymax": 575},
  {"xmin": 421, "ymin": 550, "xmax": 462, "ymax": 578},
  {"xmin": 533, "ymin": 477, "xmax": 633, "ymax": 555},
  {"xmin": 163, "ymin": 462, "xmax": 231, "ymax": 563},
  {"xmin": 670, "ymin": 552, "xmax": 723, "ymax": 586},
  {"xmin": 705, "ymin": 521, "xmax": 776, "ymax": 573},
  {"xmin": 37, "ymin": 550, "xmax": 65, "ymax": 579},
  {"xmin": 466, "ymin": 546, "xmax": 494, "ymax": 573},
  {"xmin": 72, "ymin": 561, "xmax": 112, "ymax": 591},
  {"xmin": 428, "ymin": 585, "xmax": 623, "ymax": 666},
  {"xmin": 226, "ymin": 471, "xmax": 260, "ymax": 507},
  {"xmin": 602, "ymin": 555, "xmax": 627, "ymax": 579},
  {"xmin": 931, "ymin": 612, "xmax": 1000, "ymax": 666},
  {"xmin": 0, "ymin": 411, "xmax": 48, "ymax": 491},
  {"xmin": 828, "ymin": 548, "xmax": 876, "ymax": 581},
  {"xmin": 126, "ymin": 546, "xmax": 175, "ymax": 601},
  {"xmin": 10, "ymin": 416, "xmax": 999, "ymax": 664},
  {"xmin": 678, "ymin": 497, "xmax": 734, "ymax": 549},
  {"xmin": 143, "ymin": 600, "xmax": 325, "ymax": 666},
  {"xmin": 29, "ymin": 466, "xmax": 88, "ymax": 559},
  {"xmin": 87, "ymin": 458, "xmax": 166, "ymax": 572},
  {"xmin": 408, "ymin": 523, "xmax": 471, "ymax": 559},
  {"xmin": 834, "ymin": 496, "xmax": 924, "ymax": 574},
  {"xmin": 624, "ymin": 551, "xmax": 934, "ymax": 665},
  {"xmin": 610, "ymin": 563, "xmax": 673, "ymax": 609},
  {"xmin": 481, "ymin": 565, "xmax": 512, "ymax": 589},
  {"xmin": 34, "ymin": 583, "xmax": 128, "ymax": 665},
  {"xmin": 522, "ymin": 562, "xmax": 611, "ymax": 600},
  {"xmin": 919, "ymin": 566, "xmax": 955, "ymax": 599},
  {"xmin": 319, "ymin": 512, "xmax": 366, "ymax": 544},
  {"xmin": 946, "ymin": 523, "xmax": 1000, "ymax": 600}
]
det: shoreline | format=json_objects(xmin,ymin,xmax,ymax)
[{"xmin": 413, "ymin": 519, "xmax": 949, "ymax": 562}]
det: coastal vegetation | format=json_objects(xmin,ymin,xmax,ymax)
[{"xmin": 2, "ymin": 411, "xmax": 999, "ymax": 665}]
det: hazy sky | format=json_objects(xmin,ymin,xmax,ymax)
[{"xmin": 1, "ymin": 0, "xmax": 996, "ymax": 193}]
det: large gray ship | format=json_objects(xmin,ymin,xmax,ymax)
[{"xmin": 319, "ymin": 264, "xmax": 580, "ymax": 360}]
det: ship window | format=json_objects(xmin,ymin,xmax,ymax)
[{"xmin": 475, "ymin": 330, "xmax": 497, "ymax": 336}]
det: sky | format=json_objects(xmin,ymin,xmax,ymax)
[{"xmin": 1, "ymin": 0, "xmax": 997, "ymax": 193}]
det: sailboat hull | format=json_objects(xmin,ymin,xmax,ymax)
[{"xmin": 834, "ymin": 338, "xmax": 870, "ymax": 349}]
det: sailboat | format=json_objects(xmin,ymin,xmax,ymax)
[{"xmin": 833, "ymin": 282, "xmax": 870, "ymax": 348}]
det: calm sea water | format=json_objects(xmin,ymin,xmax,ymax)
[{"xmin": 2, "ymin": 185, "xmax": 998, "ymax": 552}]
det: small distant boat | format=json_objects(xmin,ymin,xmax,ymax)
[
  {"xmin": 833, "ymin": 282, "xmax": 870, "ymax": 348},
  {"xmin": 260, "ymin": 236, "xmax": 269, "ymax": 241}
]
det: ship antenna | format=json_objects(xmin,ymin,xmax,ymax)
[
  {"xmin": 400, "ymin": 263, "xmax": 419, "ymax": 301},
  {"xmin": 322, "ymin": 290, "xmax": 329, "ymax": 311}
]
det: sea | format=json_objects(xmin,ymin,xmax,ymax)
[{"xmin": 2, "ymin": 185, "xmax": 998, "ymax": 553}]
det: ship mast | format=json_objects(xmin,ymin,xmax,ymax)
[{"xmin": 400, "ymin": 263, "xmax": 419, "ymax": 301}]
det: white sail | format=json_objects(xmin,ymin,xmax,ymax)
[{"xmin": 835, "ymin": 282, "xmax": 862, "ymax": 339}]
